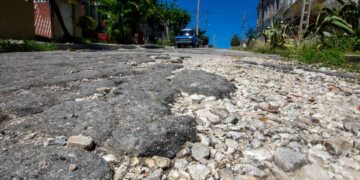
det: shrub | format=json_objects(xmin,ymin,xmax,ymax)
[
  {"xmin": 0, "ymin": 40, "xmax": 56, "ymax": 53},
  {"xmin": 297, "ymin": 45, "xmax": 346, "ymax": 67},
  {"xmin": 77, "ymin": 16, "xmax": 96, "ymax": 38},
  {"xmin": 231, "ymin": 34, "xmax": 240, "ymax": 47}
]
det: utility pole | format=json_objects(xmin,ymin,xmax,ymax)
[
  {"xmin": 196, "ymin": 0, "xmax": 201, "ymax": 35},
  {"xmin": 213, "ymin": 35, "xmax": 216, "ymax": 48},
  {"xmin": 241, "ymin": 11, "xmax": 246, "ymax": 41},
  {"xmin": 204, "ymin": 9, "xmax": 208, "ymax": 32}
]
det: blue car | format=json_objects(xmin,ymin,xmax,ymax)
[{"xmin": 175, "ymin": 29, "xmax": 200, "ymax": 48}]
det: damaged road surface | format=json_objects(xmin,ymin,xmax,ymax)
[
  {"xmin": 0, "ymin": 49, "xmax": 235, "ymax": 179},
  {"xmin": 1, "ymin": 48, "xmax": 359, "ymax": 179}
]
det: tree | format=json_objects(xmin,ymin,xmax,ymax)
[
  {"xmin": 152, "ymin": 1, "xmax": 191, "ymax": 42},
  {"xmin": 231, "ymin": 34, "xmax": 240, "ymax": 47},
  {"xmin": 98, "ymin": 0, "xmax": 157, "ymax": 43},
  {"xmin": 199, "ymin": 29, "xmax": 209, "ymax": 46},
  {"xmin": 246, "ymin": 27, "xmax": 257, "ymax": 41},
  {"xmin": 97, "ymin": 0, "xmax": 190, "ymax": 44}
]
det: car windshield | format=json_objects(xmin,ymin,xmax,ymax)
[{"xmin": 179, "ymin": 30, "xmax": 193, "ymax": 36}]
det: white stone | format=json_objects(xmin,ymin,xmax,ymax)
[
  {"xmin": 102, "ymin": 154, "xmax": 116, "ymax": 162},
  {"xmin": 324, "ymin": 136, "xmax": 353, "ymax": 156},
  {"xmin": 227, "ymin": 131, "xmax": 248, "ymax": 140},
  {"xmin": 224, "ymin": 102, "xmax": 237, "ymax": 113},
  {"xmin": 144, "ymin": 158, "xmax": 157, "ymax": 169},
  {"xmin": 218, "ymin": 169, "xmax": 235, "ymax": 180},
  {"xmin": 243, "ymin": 148, "xmax": 272, "ymax": 161},
  {"xmin": 295, "ymin": 163, "xmax": 330, "ymax": 180},
  {"xmin": 67, "ymin": 135, "xmax": 94, "ymax": 150},
  {"xmin": 339, "ymin": 157, "xmax": 360, "ymax": 171},
  {"xmin": 198, "ymin": 134, "xmax": 210, "ymax": 146},
  {"xmin": 168, "ymin": 170, "xmax": 191, "ymax": 180},
  {"xmin": 195, "ymin": 109, "xmax": 220, "ymax": 124},
  {"xmin": 153, "ymin": 156, "xmax": 171, "ymax": 169},
  {"xmin": 190, "ymin": 94, "xmax": 204, "ymax": 101},
  {"xmin": 273, "ymin": 147, "xmax": 308, "ymax": 172},
  {"xmin": 191, "ymin": 143, "xmax": 210, "ymax": 162},
  {"xmin": 114, "ymin": 163, "xmax": 129, "ymax": 180},
  {"xmin": 174, "ymin": 158, "xmax": 188, "ymax": 170},
  {"xmin": 225, "ymin": 139, "xmax": 239, "ymax": 155},
  {"xmin": 187, "ymin": 164, "xmax": 211, "ymax": 180},
  {"xmin": 233, "ymin": 164, "xmax": 266, "ymax": 178},
  {"xmin": 145, "ymin": 169, "xmax": 163, "ymax": 180}
]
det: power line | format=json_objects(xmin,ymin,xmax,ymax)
[{"xmin": 241, "ymin": 11, "xmax": 246, "ymax": 40}]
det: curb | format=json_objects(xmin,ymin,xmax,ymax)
[{"xmin": 55, "ymin": 43, "xmax": 166, "ymax": 51}]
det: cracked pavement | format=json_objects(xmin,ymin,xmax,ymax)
[{"xmin": 0, "ymin": 48, "xmax": 359, "ymax": 179}]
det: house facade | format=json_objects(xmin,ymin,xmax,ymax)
[
  {"xmin": 0, "ymin": 0, "xmax": 98, "ymax": 40},
  {"xmin": 257, "ymin": 0, "xmax": 341, "ymax": 31},
  {"xmin": 0, "ymin": 0, "xmax": 35, "ymax": 39},
  {"xmin": 34, "ymin": 0, "xmax": 84, "ymax": 40}
]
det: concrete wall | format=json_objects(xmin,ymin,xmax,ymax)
[
  {"xmin": 53, "ymin": 0, "xmax": 82, "ymax": 40},
  {"xmin": 0, "ymin": 0, "xmax": 35, "ymax": 39}
]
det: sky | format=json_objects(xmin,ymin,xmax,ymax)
[{"xmin": 174, "ymin": 0, "xmax": 259, "ymax": 48}]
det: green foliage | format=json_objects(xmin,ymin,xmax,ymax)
[
  {"xmin": 310, "ymin": 0, "xmax": 360, "ymax": 37},
  {"xmin": 98, "ymin": 0, "xmax": 190, "ymax": 44},
  {"xmin": 297, "ymin": 44, "xmax": 346, "ymax": 67},
  {"xmin": 199, "ymin": 30, "xmax": 209, "ymax": 46},
  {"xmin": 263, "ymin": 20, "xmax": 291, "ymax": 48},
  {"xmin": 321, "ymin": 35, "xmax": 360, "ymax": 51},
  {"xmin": 231, "ymin": 34, "xmax": 240, "ymax": 47},
  {"xmin": 156, "ymin": 2, "xmax": 191, "ymax": 33},
  {"xmin": 77, "ymin": 16, "xmax": 96, "ymax": 38},
  {"xmin": 246, "ymin": 27, "xmax": 257, "ymax": 48},
  {"xmin": 246, "ymin": 27, "xmax": 257, "ymax": 41},
  {"xmin": 249, "ymin": 42, "xmax": 359, "ymax": 72},
  {"xmin": 98, "ymin": 0, "xmax": 157, "ymax": 43},
  {"xmin": 0, "ymin": 40, "xmax": 56, "ymax": 53}
]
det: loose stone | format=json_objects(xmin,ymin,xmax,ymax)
[
  {"xmin": 153, "ymin": 156, "xmax": 171, "ymax": 169},
  {"xmin": 67, "ymin": 135, "xmax": 94, "ymax": 150},
  {"xmin": 191, "ymin": 143, "xmax": 210, "ymax": 162},
  {"xmin": 187, "ymin": 164, "xmax": 211, "ymax": 180},
  {"xmin": 273, "ymin": 147, "xmax": 308, "ymax": 172},
  {"xmin": 324, "ymin": 136, "xmax": 353, "ymax": 156}
]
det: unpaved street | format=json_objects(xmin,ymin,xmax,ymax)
[{"xmin": 1, "ymin": 48, "xmax": 359, "ymax": 179}]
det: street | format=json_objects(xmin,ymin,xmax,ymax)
[{"xmin": 1, "ymin": 48, "xmax": 360, "ymax": 179}]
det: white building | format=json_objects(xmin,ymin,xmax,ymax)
[{"xmin": 257, "ymin": 0, "xmax": 342, "ymax": 31}]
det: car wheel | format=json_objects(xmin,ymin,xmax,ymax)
[{"xmin": 176, "ymin": 45, "xmax": 181, "ymax": 48}]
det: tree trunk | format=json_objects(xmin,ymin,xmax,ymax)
[{"xmin": 49, "ymin": 0, "xmax": 71, "ymax": 39}]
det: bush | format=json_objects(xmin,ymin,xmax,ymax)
[
  {"xmin": 231, "ymin": 34, "xmax": 240, "ymax": 47},
  {"xmin": 320, "ymin": 35, "xmax": 360, "ymax": 52},
  {"xmin": 200, "ymin": 35, "xmax": 209, "ymax": 46},
  {"xmin": 297, "ymin": 45, "xmax": 346, "ymax": 66},
  {"xmin": 0, "ymin": 40, "xmax": 56, "ymax": 53},
  {"xmin": 77, "ymin": 16, "xmax": 96, "ymax": 38}
]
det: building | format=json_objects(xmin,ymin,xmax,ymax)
[
  {"xmin": 0, "ymin": 0, "xmax": 35, "ymax": 39},
  {"xmin": 0, "ymin": 0, "xmax": 99, "ymax": 40},
  {"xmin": 257, "ymin": 0, "xmax": 341, "ymax": 31},
  {"xmin": 34, "ymin": 0, "xmax": 87, "ymax": 40}
]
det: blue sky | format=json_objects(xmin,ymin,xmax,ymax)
[{"xmin": 174, "ymin": 0, "xmax": 259, "ymax": 48}]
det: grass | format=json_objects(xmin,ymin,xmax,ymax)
[
  {"xmin": 245, "ymin": 40, "xmax": 360, "ymax": 73},
  {"xmin": 0, "ymin": 39, "xmax": 56, "ymax": 53}
]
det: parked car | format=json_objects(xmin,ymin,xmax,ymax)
[{"xmin": 175, "ymin": 29, "xmax": 200, "ymax": 48}]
